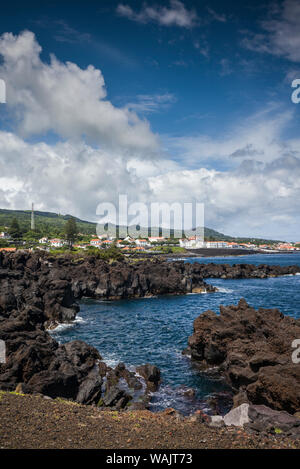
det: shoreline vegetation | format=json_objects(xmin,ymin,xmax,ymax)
[{"xmin": 1, "ymin": 252, "xmax": 300, "ymax": 448}]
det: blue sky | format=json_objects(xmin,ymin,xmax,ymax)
[{"xmin": 0, "ymin": 0, "xmax": 300, "ymax": 239}]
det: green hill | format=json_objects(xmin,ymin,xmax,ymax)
[
  {"xmin": 0, "ymin": 208, "xmax": 96, "ymax": 237},
  {"xmin": 0, "ymin": 208, "xmax": 282, "ymax": 244}
]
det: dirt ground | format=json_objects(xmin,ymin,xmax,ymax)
[{"xmin": 0, "ymin": 392, "xmax": 299, "ymax": 449}]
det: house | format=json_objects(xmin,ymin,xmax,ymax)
[
  {"xmin": 148, "ymin": 236, "xmax": 166, "ymax": 243},
  {"xmin": 101, "ymin": 240, "xmax": 113, "ymax": 247},
  {"xmin": 277, "ymin": 244, "xmax": 295, "ymax": 251},
  {"xmin": 123, "ymin": 236, "xmax": 135, "ymax": 243},
  {"xmin": 0, "ymin": 247, "xmax": 16, "ymax": 252},
  {"xmin": 0, "ymin": 231, "xmax": 11, "ymax": 239},
  {"xmin": 90, "ymin": 239, "xmax": 102, "ymax": 248},
  {"xmin": 116, "ymin": 239, "xmax": 126, "ymax": 247},
  {"xmin": 135, "ymin": 239, "xmax": 150, "ymax": 247},
  {"xmin": 226, "ymin": 242, "xmax": 240, "ymax": 249},
  {"xmin": 179, "ymin": 237, "xmax": 205, "ymax": 249},
  {"xmin": 205, "ymin": 241, "xmax": 229, "ymax": 249},
  {"xmin": 49, "ymin": 238, "xmax": 65, "ymax": 248},
  {"xmin": 39, "ymin": 237, "xmax": 48, "ymax": 244},
  {"xmin": 97, "ymin": 233, "xmax": 110, "ymax": 240}
]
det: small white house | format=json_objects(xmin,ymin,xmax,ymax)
[
  {"xmin": 148, "ymin": 236, "xmax": 166, "ymax": 243},
  {"xmin": 49, "ymin": 238, "xmax": 65, "ymax": 248},
  {"xmin": 39, "ymin": 237, "xmax": 48, "ymax": 244},
  {"xmin": 90, "ymin": 239, "xmax": 102, "ymax": 247},
  {"xmin": 135, "ymin": 239, "xmax": 150, "ymax": 247},
  {"xmin": 0, "ymin": 231, "xmax": 11, "ymax": 239},
  {"xmin": 123, "ymin": 236, "xmax": 135, "ymax": 243},
  {"xmin": 205, "ymin": 241, "xmax": 229, "ymax": 249},
  {"xmin": 179, "ymin": 237, "xmax": 205, "ymax": 249}
]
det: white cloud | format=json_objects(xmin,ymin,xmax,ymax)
[
  {"xmin": 0, "ymin": 30, "xmax": 158, "ymax": 153},
  {"xmin": 0, "ymin": 131, "xmax": 153, "ymax": 220},
  {"xmin": 149, "ymin": 154, "xmax": 300, "ymax": 240},
  {"xmin": 164, "ymin": 109, "xmax": 295, "ymax": 168},
  {"xmin": 207, "ymin": 7, "xmax": 227, "ymax": 23},
  {"xmin": 0, "ymin": 30, "xmax": 300, "ymax": 240},
  {"xmin": 116, "ymin": 1, "xmax": 198, "ymax": 28},
  {"xmin": 243, "ymin": 0, "xmax": 300, "ymax": 62},
  {"xmin": 126, "ymin": 93, "xmax": 176, "ymax": 114}
]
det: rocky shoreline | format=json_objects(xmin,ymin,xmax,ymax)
[
  {"xmin": 1, "ymin": 251, "xmax": 300, "ymax": 440},
  {"xmin": 186, "ymin": 299, "xmax": 300, "ymax": 434},
  {"xmin": 0, "ymin": 251, "xmax": 213, "ymax": 410}
]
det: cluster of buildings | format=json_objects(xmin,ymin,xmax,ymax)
[
  {"xmin": 37, "ymin": 235, "xmax": 167, "ymax": 251},
  {"xmin": 76, "ymin": 235, "xmax": 166, "ymax": 251},
  {"xmin": 179, "ymin": 236, "xmax": 300, "ymax": 251},
  {"xmin": 0, "ymin": 230, "xmax": 297, "ymax": 253},
  {"xmin": 178, "ymin": 237, "xmax": 256, "ymax": 250}
]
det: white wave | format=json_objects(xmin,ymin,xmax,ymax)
[
  {"xmin": 187, "ymin": 290, "xmax": 207, "ymax": 295},
  {"xmin": 47, "ymin": 315, "xmax": 86, "ymax": 333},
  {"xmin": 48, "ymin": 322, "xmax": 75, "ymax": 333},
  {"xmin": 74, "ymin": 315, "xmax": 86, "ymax": 323},
  {"xmin": 216, "ymin": 287, "xmax": 233, "ymax": 294},
  {"xmin": 102, "ymin": 355, "xmax": 122, "ymax": 368}
]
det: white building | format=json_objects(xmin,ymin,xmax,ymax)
[
  {"xmin": 205, "ymin": 241, "xmax": 229, "ymax": 248},
  {"xmin": 123, "ymin": 236, "xmax": 135, "ymax": 243},
  {"xmin": 179, "ymin": 237, "xmax": 205, "ymax": 249},
  {"xmin": 90, "ymin": 239, "xmax": 102, "ymax": 248},
  {"xmin": 0, "ymin": 231, "xmax": 11, "ymax": 239},
  {"xmin": 49, "ymin": 238, "xmax": 66, "ymax": 248},
  {"xmin": 39, "ymin": 237, "xmax": 48, "ymax": 244},
  {"xmin": 148, "ymin": 236, "xmax": 166, "ymax": 243},
  {"xmin": 135, "ymin": 239, "xmax": 150, "ymax": 247}
]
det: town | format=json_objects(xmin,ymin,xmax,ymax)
[
  {"xmin": 0, "ymin": 206, "xmax": 299, "ymax": 256},
  {"xmin": 0, "ymin": 228, "xmax": 299, "ymax": 254}
]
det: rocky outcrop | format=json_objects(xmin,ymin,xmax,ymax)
[
  {"xmin": 136, "ymin": 364, "xmax": 161, "ymax": 392},
  {"xmin": 208, "ymin": 403, "xmax": 300, "ymax": 437},
  {"xmin": 187, "ymin": 299, "xmax": 300, "ymax": 414},
  {"xmin": 0, "ymin": 252, "xmax": 216, "ymax": 328},
  {"xmin": 186, "ymin": 262, "xmax": 300, "ymax": 279},
  {"xmin": 0, "ymin": 306, "xmax": 158, "ymax": 408},
  {"xmin": 0, "ymin": 252, "xmax": 166, "ymax": 406}
]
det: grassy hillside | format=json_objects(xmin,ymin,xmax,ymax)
[
  {"xmin": 0, "ymin": 208, "xmax": 282, "ymax": 243},
  {"xmin": 0, "ymin": 209, "xmax": 96, "ymax": 237}
]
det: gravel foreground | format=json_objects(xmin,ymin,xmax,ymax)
[{"xmin": 0, "ymin": 392, "xmax": 299, "ymax": 449}]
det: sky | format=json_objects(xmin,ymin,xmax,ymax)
[{"xmin": 0, "ymin": 0, "xmax": 300, "ymax": 240}]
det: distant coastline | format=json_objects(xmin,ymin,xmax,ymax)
[{"xmin": 133, "ymin": 248, "xmax": 300, "ymax": 259}]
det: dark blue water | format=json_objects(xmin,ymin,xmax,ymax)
[{"xmin": 51, "ymin": 253, "xmax": 300, "ymax": 414}]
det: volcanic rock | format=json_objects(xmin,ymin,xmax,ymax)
[{"xmin": 187, "ymin": 299, "xmax": 300, "ymax": 414}]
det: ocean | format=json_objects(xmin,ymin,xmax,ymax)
[{"xmin": 51, "ymin": 253, "xmax": 300, "ymax": 414}]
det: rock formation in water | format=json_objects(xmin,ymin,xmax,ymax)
[
  {"xmin": 187, "ymin": 299, "xmax": 300, "ymax": 415},
  {"xmin": 187, "ymin": 261, "xmax": 300, "ymax": 279},
  {"xmin": 0, "ymin": 299, "xmax": 160, "ymax": 408},
  {"xmin": 0, "ymin": 251, "xmax": 167, "ymax": 405}
]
